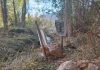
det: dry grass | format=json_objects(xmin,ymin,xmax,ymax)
[
  {"xmin": 0, "ymin": 27, "xmax": 100, "ymax": 70},
  {"xmin": 1, "ymin": 48, "xmax": 56, "ymax": 70}
]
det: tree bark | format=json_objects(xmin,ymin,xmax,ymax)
[
  {"xmin": 1, "ymin": 0, "xmax": 8, "ymax": 30},
  {"xmin": 21, "ymin": 0, "xmax": 26, "ymax": 27},
  {"xmin": 13, "ymin": 0, "xmax": 17, "ymax": 26},
  {"xmin": 64, "ymin": 0, "xmax": 73, "ymax": 43}
]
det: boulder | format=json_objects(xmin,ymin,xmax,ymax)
[
  {"xmin": 57, "ymin": 60, "xmax": 79, "ymax": 70},
  {"xmin": 85, "ymin": 63, "xmax": 99, "ymax": 70},
  {"xmin": 57, "ymin": 59, "xmax": 100, "ymax": 70},
  {"xmin": 77, "ymin": 60, "xmax": 89, "ymax": 69},
  {"xmin": 94, "ymin": 57, "xmax": 100, "ymax": 64}
]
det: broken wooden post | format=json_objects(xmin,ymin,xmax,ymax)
[
  {"xmin": 35, "ymin": 19, "xmax": 65, "ymax": 58},
  {"xmin": 61, "ymin": 36, "xmax": 63, "ymax": 53},
  {"xmin": 40, "ymin": 29, "xmax": 48, "ymax": 46},
  {"xmin": 35, "ymin": 21, "xmax": 47, "ymax": 58}
]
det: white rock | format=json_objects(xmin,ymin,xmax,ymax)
[
  {"xmin": 57, "ymin": 60, "xmax": 79, "ymax": 70},
  {"xmin": 85, "ymin": 63, "xmax": 99, "ymax": 70}
]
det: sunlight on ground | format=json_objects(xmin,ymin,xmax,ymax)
[{"xmin": 0, "ymin": 23, "xmax": 3, "ymax": 28}]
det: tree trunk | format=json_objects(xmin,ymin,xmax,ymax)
[
  {"xmin": 13, "ymin": 0, "xmax": 17, "ymax": 26},
  {"xmin": 64, "ymin": 0, "xmax": 73, "ymax": 43},
  {"xmin": 21, "ymin": 0, "xmax": 26, "ymax": 27},
  {"xmin": 1, "ymin": 0, "xmax": 8, "ymax": 30}
]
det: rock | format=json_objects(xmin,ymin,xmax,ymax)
[
  {"xmin": 85, "ymin": 63, "xmax": 99, "ymax": 70},
  {"xmin": 91, "ymin": 57, "xmax": 100, "ymax": 64},
  {"xmin": 77, "ymin": 60, "xmax": 89, "ymax": 69},
  {"xmin": 95, "ymin": 57, "xmax": 100, "ymax": 64},
  {"xmin": 57, "ymin": 60, "xmax": 79, "ymax": 70},
  {"xmin": 57, "ymin": 59, "xmax": 100, "ymax": 70}
]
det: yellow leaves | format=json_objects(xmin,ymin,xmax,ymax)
[
  {"xmin": 0, "ymin": 9, "xmax": 3, "ymax": 28},
  {"xmin": 18, "ymin": 0, "xmax": 23, "ymax": 7},
  {"xmin": 0, "ymin": 23, "xmax": 3, "ymax": 28}
]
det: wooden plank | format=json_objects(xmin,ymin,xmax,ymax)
[{"xmin": 35, "ymin": 21, "xmax": 47, "ymax": 58}]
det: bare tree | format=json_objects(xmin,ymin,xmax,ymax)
[
  {"xmin": 64, "ymin": 0, "xmax": 73, "ymax": 43},
  {"xmin": 13, "ymin": 0, "xmax": 18, "ymax": 26},
  {"xmin": 21, "ymin": 0, "xmax": 26, "ymax": 27},
  {"xmin": 0, "ymin": 0, "xmax": 8, "ymax": 30}
]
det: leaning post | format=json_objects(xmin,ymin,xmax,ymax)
[{"xmin": 35, "ymin": 20, "xmax": 47, "ymax": 58}]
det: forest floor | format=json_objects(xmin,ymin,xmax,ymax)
[{"xmin": 0, "ymin": 28, "xmax": 100, "ymax": 70}]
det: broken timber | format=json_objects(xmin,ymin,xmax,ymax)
[{"xmin": 35, "ymin": 21, "xmax": 47, "ymax": 58}]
